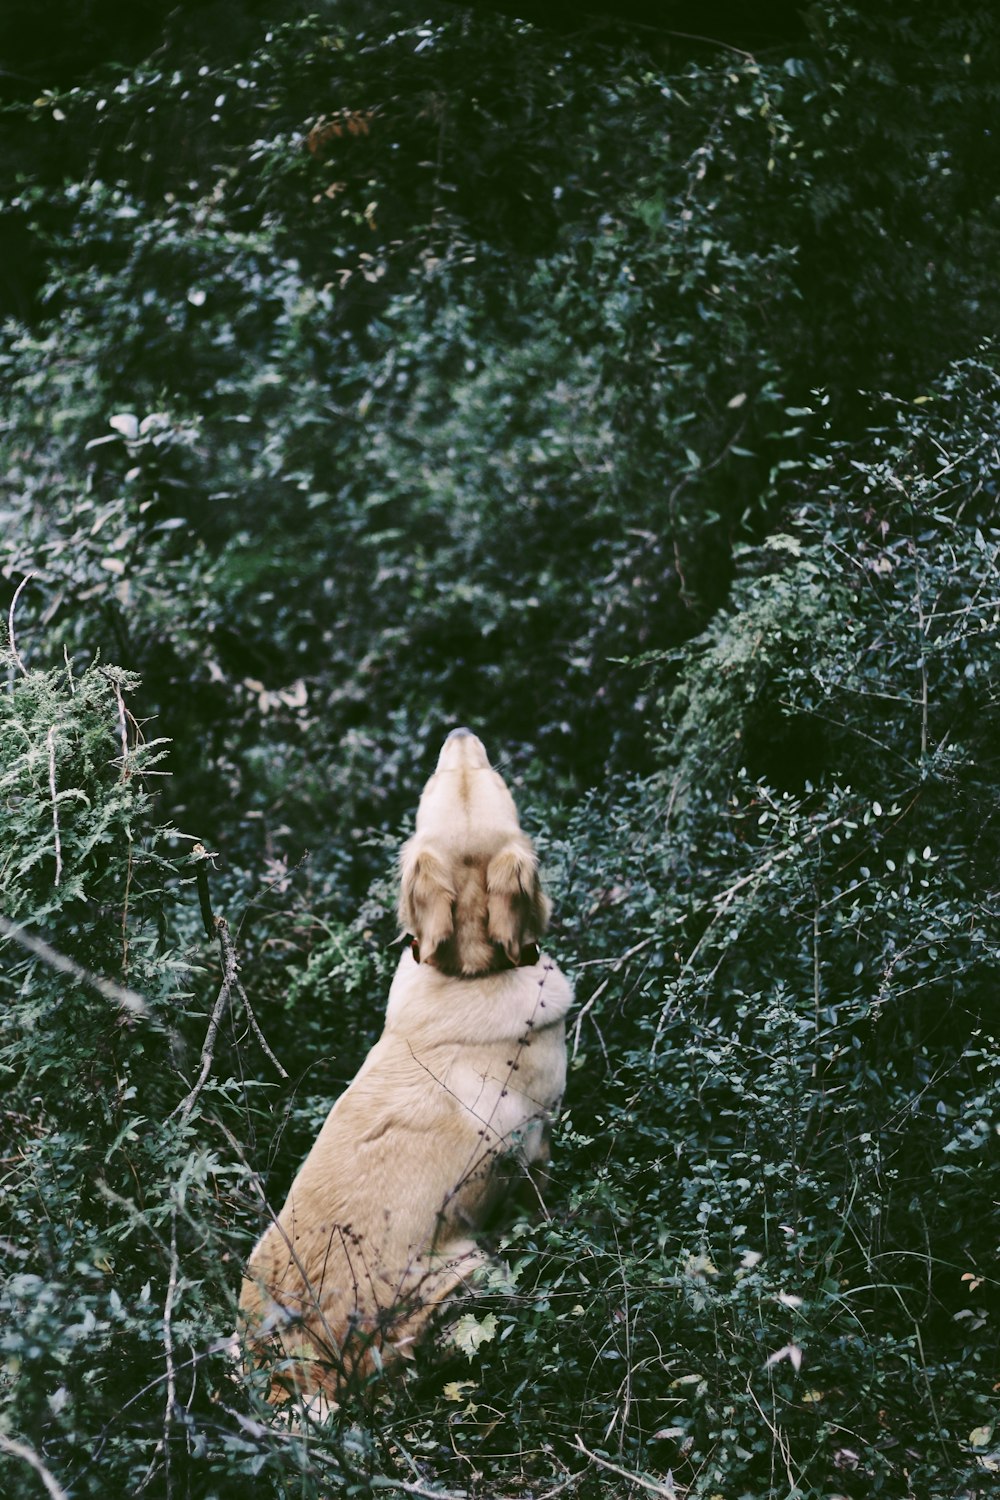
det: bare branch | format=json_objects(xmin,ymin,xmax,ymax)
[
  {"xmin": 108, "ymin": 671, "xmax": 130, "ymax": 776},
  {"xmin": 7, "ymin": 572, "xmax": 34, "ymax": 676},
  {"xmin": 0, "ymin": 915, "xmax": 149, "ymax": 1017},
  {"xmin": 46, "ymin": 725, "xmax": 63, "ymax": 886},
  {"xmin": 172, "ymin": 918, "xmax": 234, "ymax": 1123},
  {"xmin": 707, "ymin": 816, "xmax": 848, "ymax": 919},
  {"xmin": 231, "ymin": 960, "xmax": 289, "ymax": 1080},
  {"xmin": 162, "ymin": 1211, "xmax": 180, "ymax": 1499},
  {"xmin": 0, "ymin": 1433, "xmax": 69, "ymax": 1500},
  {"xmin": 173, "ymin": 912, "xmax": 288, "ymax": 1123},
  {"xmin": 572, "ymin": 1435, "xmax": 679, "ymax": 1498}
]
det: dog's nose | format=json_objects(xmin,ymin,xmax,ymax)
[{"xmin": 435, "ymin": 727, "xmax": 491, "ymax": 774}]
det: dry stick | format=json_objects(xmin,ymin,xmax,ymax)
[
  {"xmin": 108, "ymin": 671, "xmax": 130, "ymax": 774},
  {"xmin": 746, "ymin": 1380, "xmax": 797, "ymax": 1496},
  {"xmin": 571, "ymin": 1436, "xmax": 679, "ymax": 1499},
  {"xmin": 666, "ymin": 27, "xmax": 755, "ymax": 59},
  {"xmin": 914, "ymin": 573, "xmax": 930, "ymax": 760},
  {"xmin": 172, "ymin": 919, "xmax": 235, "ymax": 1123},
  {"xmin": 572, "ymin": 937, "xmax": 656, "ymax": 1061},
  {"xmin": 134, "ymin": 1434, "xmax": 166, "ymax": 1494},
  {"xmin": 0, "ymin": 915, "xmax": 148, "ymax": 1016},
  {"xmin": 174, "ymin": 915, "xmax": 287, "ymax": 1122},
  {"xmin": 574, "ymin": 935, "xmax": 656, "ymax": 970},
  {"xmin": 46, "ymin": 725, "xmax": 62, "ymax": 886},
  {"xmin": 0, "ymin": 1434, "xmax": 69, "ymax": 1500},
  {"xmin": 195, "ymin": 859, "xmax": 285, "ymax": 1073},
  {"xmin": 365, "ymin": 1480, "xmax": 469, "ymax": 1500},
  {"xmin": 193, "ymin": 859, "xmax": 215, "ymax": 941},
  {"xmin": 212, "ymin": 1120, "xmax": 348, "ymax": 1376},
  {"xmin": 134, "ymin": 1207, "xmax": 182, "ymax": 1499},
  {"xmin": 533, "ymin": 1469, "xmax": 586, "ymax": 1500},
  {"xmin": 6, "ymin": 571, "xmax": 33, "ymax": 675},
  {"xmin": 604, "ymin": 1224, "xmax": 634, "ymax": 1450},
  {"xmin": 224, "ymin": 924, "xmax": 288, "ymax": 1080},
  {"xmin": 812, "ymin": 898, "xmax": 822, "ymax": 1081},
  {"xmin": 110, "ymin": 676, "xmax": 135, "ymax": 984},
  {"xmin": 162, "ymin": 1211, "xmax": 180, "ymax": 1499}
]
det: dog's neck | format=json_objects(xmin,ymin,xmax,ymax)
[{"xmin": 406, "ymin": 936, "xmax": 540, "ymax": 976}]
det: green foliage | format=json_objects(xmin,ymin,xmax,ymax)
[
  {"xmin": 4, "ymin": 1, "xmax": 999, "ymax": 837},
  {"xmin": 541, "ymin": 354, "xmax": 1000, "ymax": 1496}
]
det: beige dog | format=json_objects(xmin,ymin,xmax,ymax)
[{"xmin": 239, "ymin": 729, "xmax": 572, "ymax": 1398}]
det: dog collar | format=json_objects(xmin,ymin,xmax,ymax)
[{"xmin": 407, "ymin": 938, "xmax": 540, "ymax": 972}]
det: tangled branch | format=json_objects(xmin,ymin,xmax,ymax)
[{"xmin": 173, "ymin": 913, "xmax": 287, "ymax": 1123}]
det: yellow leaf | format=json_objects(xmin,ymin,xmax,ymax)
[
  {"xmin": 450, "ymin": 1312, "xmax": 497, "ymax": 1356},
  {"xmin": 443, "ymin": 1380, "xmax": 477, "ymax": 1402}
]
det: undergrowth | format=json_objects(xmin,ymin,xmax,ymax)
[{"xmin": 2, "ymin": 355, "xmax": 999, "ymax": 1497}]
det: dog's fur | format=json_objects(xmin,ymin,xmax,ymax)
[{"xmin": 239, "ymin": 729, "xmax": 571, "ymax": 1398}]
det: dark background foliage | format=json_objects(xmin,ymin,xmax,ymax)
[{"xmin": 1, "ymin": 3, "xmax": 998, "ymax": 1497}]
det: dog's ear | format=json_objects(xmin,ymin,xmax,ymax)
[
  {"xmin": 486, "ymin": 843, "xmax": 551, "ymax": 965},
  {"xmin": 398, "ymin": 842, "xmax": 455, "ymax": 961}
]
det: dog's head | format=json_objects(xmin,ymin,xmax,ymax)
[{"xmin": 398, "ymin": 728, "xmax": 551, "ymax": 977}]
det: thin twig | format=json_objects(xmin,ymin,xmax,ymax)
[
  {"xmin": 221, "ymin": 918, "xmax": 288, "ymax": 1080},
  {"xmin": 0, "ymin": 915, "xmax": 148, "ymax": 1016},
  {"xmin": 533, "ymin": 1467, "xmax": 587, "ymax": 1500},
  {"xmin": 46, "ymin": 725, "xmax": 62, "ymax": 886},
  {"xmin": 812, "ymin": 898, "xmax": 822, "ymax": 1082},
  {"xmin": 194, "ymin": 850, "xmax": 286, "ymax": 1074},
  {"xmin": 109, "ymin": 672, "xmax": 130, "ymax": 776},
  {"xmin": 367, "ymin": 1478, "xmax": 469, "ymax": 1499},
  {"xmin": 162, "ymin": 1211, "xmax": 180, "ymax": 1500},
  {"xmin": 666, "ymin": 28, "xmax": 755, "ymax": 60},
  {"xmin": 172, "ymin": 920, "xmax": 234, "ymax": 1122},
  {"xmin": 137, "ymin": 1208, "xmax": 182, "ymax": 1498},
  {"xmin": 746, "ymin": 1379, "xmax": 797, "ymax": 1494},
  {"xmin": 914, "ymin": 571, "xmax": 930, "ymax": 759},
  {"xmin": 193, "ymin": 856, "xmax": 215, "ymax": 941},
  {"xmin": 574, "ymin": 936, "xmax": 656, "ymax": 970},
  {"xmin": 7, "ymin": 572, "xmax": 33, "ymax": 675},
  {"xmin": 605, "ymin": 1224, "xmax": 634, "ymax": 1448},
  {"xmin": 0, "ymin": 1433, "xmax": 69, "ymax": 1500},
  {"xmin": 134, "ymin": 1437, "xmax": 166, "ymax": 1495},
  {"xmin": 570, "ymin": 974, "xmax": 610, "ymax": 1061},
  {"xmin": 239, "ymin": 985, "xmax": 288, "ymax": 1078},
  {"xmin": 173, "ymin": 914, "xmax": 287, "ymax": 1120},
  {"xmin": 652, "ymin": 814, "xmax": 849, "ymax": 1056},
  {"xmin": 572, "ymin": 1435, "xmax": 679, "ymax": 1498},
  {"xmin": 707, "ymin": 816, "xmax": 847, "ymax": 917}
]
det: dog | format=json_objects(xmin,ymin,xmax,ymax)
[{"xmin": 239, "ymin": 728, "xmax": 572, "ymax": 1400}]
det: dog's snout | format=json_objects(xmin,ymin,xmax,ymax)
[{"xmin": 435, "ymin": 727, "xmax": 491, "ymax": 774}]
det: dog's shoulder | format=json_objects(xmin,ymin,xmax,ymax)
[{"xmin": 383, "ymin": 949, "xmax": 572, "ymax": 1047}]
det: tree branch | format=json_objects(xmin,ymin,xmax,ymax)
[
  {"xmin": 0, "ymin": 915, "xmax": 148, "ymax": 1016},
  {"xmin": 6, "ymin": 571, "xmax": 33, "ymax": 675},
  {"xmin": 0, "ymin": 1433, "xmax": 69, "ymax": 1500}
]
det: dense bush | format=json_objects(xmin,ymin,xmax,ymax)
[
  {"xmin": 3, "ymin": 0, "xmax": 999, "ymax": 845},
  {"xmin": 2, "ymin": 3, "xmax": 999, "ymax": 1497},
  {"xmin": 3, "ymin": 356, "xmax": 997, "ymax": 1498}
]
